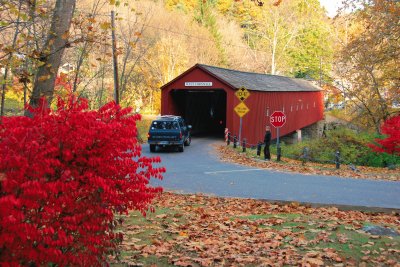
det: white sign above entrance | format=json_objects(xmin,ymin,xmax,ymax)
[{"xmin": 184, "ymin": 82, "xmax": 212, "ymax": 87}]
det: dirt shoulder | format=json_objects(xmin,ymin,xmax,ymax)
[{"xmin": 216, "ymin": 145, "xmax": 400, "ymax": 182}]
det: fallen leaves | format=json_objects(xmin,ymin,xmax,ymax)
[
  {"xmin": 217, "ymin": 145, "xmax": 400, "ymax": 181},
  {"xmin": 303, "ymin": 254, "xmax": 325, "ymax": 266},
  {"xmin": 111, "ymin": 192, "xmax": 400, "ymax": 266}
]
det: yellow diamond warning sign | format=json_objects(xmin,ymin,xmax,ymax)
[
  {"xmin": 235, "ymin": 87, "xmax": 250, "ymax": 101},
  {"xmin": 234, "ymin": 102, "xmax": 250, "ymax": 117}
]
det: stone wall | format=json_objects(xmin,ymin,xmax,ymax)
[
  {"xmin": 279, "ymin": 120, "xmax": 325, "ymax": 144},
  {"xmin": 302, "ymin": 120, "xmax": 325, "ymax": 140},
  {"xmin": 279, "ymin": 115, "xmax": 361, "ymax": 144}
]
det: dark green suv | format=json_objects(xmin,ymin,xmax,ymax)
[{"xmin": 147, "ymin": 115, "xmax": 192, "ymax": 152}]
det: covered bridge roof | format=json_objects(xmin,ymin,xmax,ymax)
[{"xmin": 197, "ymin": 64, "xmax": 321, "ymax": 92}]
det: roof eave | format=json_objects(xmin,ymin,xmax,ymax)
[
  {"xmin": 160, "ymin": 64, "xmax": 238, "ymax": 91},
  {"xmin": 160, "ymin": 64, "xmax": 199, "ymax": 90}
]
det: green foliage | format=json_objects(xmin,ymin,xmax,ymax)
[
  {"xmin": 288, "ymin": 2, "xmax": 333, "ymax": 80},
  {"xmin": 360, "ymin": 151, "xmax": 399, "ymax": 168},
  {"xmin": 165, "ymin": 0, "xmax": 198, "ymax": 13},
  {"xmin": 289, "ymin": 21, "xmax": 333, "ymax": 80},
  {"xmin": 194, "ymin": 0, "xmax": 227, "ymax": 65},
  {"xmin": 226, "ymin": 0, "xmax": 333, "ymax": 77},
  {"xmin": 282, "ymin": 127, "xmax": 400, "ymax": 167},
  {"xmin": 3, "ymin": 98, "xmax": 24, "ymax": 116},
  {"xmin": 326, "ymin": 109, "xmax": 348, "ymax": 120}
]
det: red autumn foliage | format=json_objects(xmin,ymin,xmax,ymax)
[
  {"xmin": 0, "ymin": 97, "xmax": 164, "ymax": 266},
  {"xmin": 369, "ymin": 115, "xmax": 400, "ymax": 156},
  {"xmin": 55, "ymin": 73, "xmax": 72, "ymax": 93}
]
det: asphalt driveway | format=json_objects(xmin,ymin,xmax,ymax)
[{"xmin": 143, "ymin": 137, "xmax": 400, "ymax": 209}]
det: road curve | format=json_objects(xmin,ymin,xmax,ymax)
[{"xmin": 143, "ymin": 137, "xmax": 400, "ymax": 209}]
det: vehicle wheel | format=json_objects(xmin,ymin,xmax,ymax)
[
  {"xmin": 184, "ymin": 136, "xmax": 191, "ymax": 146},
  {"xmin": 150, "ymin": 144, "xmax": 156, "ymax": 152},
  {"xmin": 178, "ymin": 144, "xmax": 184, "ymax": 152}
]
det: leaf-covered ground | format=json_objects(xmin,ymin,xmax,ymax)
[
  {"xmin": 217, "ymin": 145, "xmax": 400, "ymax": 182},
  {"xmin": 110, "ymin": 192, "xmax": 400, "ymax": 266}
]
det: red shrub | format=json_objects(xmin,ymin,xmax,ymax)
[
  {"xmin": 0, "ymin": 97, "xmax": 164, "ymax": 266},
  {"xmin": 369, "ymin": 115, "xmax": 400, "ymax": 156}
]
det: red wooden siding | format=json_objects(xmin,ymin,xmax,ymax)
[{"xmin": 232, "ymin": 91, "xmax": 324, "ymax": 146}]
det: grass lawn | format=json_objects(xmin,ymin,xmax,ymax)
[{"xmin": 110, "ymin": 192, "xmax": 400, "ymax": 266}]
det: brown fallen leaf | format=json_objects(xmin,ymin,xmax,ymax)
[
  {"xmin": 216, "ymin": 145, "xmax": 400, "ymax": 181},
  {"xmin": 178, "ymin": 231, "xmax": 188, "ymax": 238},
  {"xmin": 114, "ymin": 191, "xmax": 400, "ymax": 267},
  {"xmin": 306, "ymin": 257, "xmax": 325, "ymax": 266}
]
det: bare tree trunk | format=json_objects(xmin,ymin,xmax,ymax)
[
  {"xmin": 29, "ymin": 0, "xmax": 40, "ymax": 51},
  {"xmin": 26, "ymin": 0, "xmax": 76, "ymax": 115},
  {"xmin": 99, "ymin": 65, "xmax": 105, "ymax": 108},
  {"xmin": 111, "ymin": 10, "xmax": 119, "ymax": 105},
  {"xmin": 72, "ymin": 42, "xmax": 88, "ymax": 93},
  {"xmin": 97, "ymin": 43, "xmax": 107, "ymax": 108},
  {"xmin": 271, "ymin": 35, "xmax": 277, "ymax": 75},
  {"xmin": 270, "ymin": 15, "xmax": 278, "ymax": 75}
]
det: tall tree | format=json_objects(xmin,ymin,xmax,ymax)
[
  {"xmin": 0, "ymin": 0, "xmax": 57, "ymax": 105},
  {"xmin": 27, "ymin": 0, "xmax": 76, "ymax": 114},
  {"xmin": 194, "ymin": 0, "xmax": 228, "ymax": 65},
  {"xmin": 334, "ymin": 0, "xmax": 400, "ymax": 132},
  {"xmin": 231, "ymin": 0, "xmax": 332, "ymax": 76},
  {"xmin": 248, "ymin": 0, "xmax": 301, "ymax": 74},
  {"xmin": 287, "ymin": 0, "xmax": 333, "ymax": 80}
]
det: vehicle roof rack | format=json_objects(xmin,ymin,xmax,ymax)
[{"xmin": 157, "ymin": 115, "xmax": 181, "ymax": 120}]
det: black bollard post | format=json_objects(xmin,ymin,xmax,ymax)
[
  {"xmin": 277, "ymin": 147, "xmax": 281, "ymax": 161},
  {"xmin": 233, "ymin": 135, "xmax": 237, "ymax": 148},
  {"xmin": 242, "ymin": 139, "xmax": 246, "ymax": 152},
  {"xmin": 227, "ymin": 132, "xmax": 231, "ymax": 146},
  {"xmin": 302, "ymin": 147, "xmax": 309, "ymax": 166},
  {"xmin": 257, "ymin": 142, "xmax": 262, "ymax": 156},
  {"xmin": 335, "ymin": 151, "xmax": 340, "ymax": 169}
]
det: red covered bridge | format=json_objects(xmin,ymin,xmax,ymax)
[{"xmin": 160, "ymin": 64, "xmax": 324, "ymax": 145}]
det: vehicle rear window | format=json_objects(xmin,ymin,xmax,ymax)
[{"xmin": 151, "ymin": 121, "xmax": 179, "ymax": 130}]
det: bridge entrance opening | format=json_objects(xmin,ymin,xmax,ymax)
[{"xmin": 171, "ymin": 89, "xmax": 226, "ymax": 137}]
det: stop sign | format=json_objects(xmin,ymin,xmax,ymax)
[{"xmin": 270, "ymin": 111, "xmax": 286, "ymax": 128}]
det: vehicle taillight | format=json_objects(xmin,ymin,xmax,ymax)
[{"xmin": 179, "ymin": 133, "xmax": 182, "ymax": 139}]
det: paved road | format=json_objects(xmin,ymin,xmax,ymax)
[{"xmin": 143, "ymin": 137, "xmax": 400, "ymax": 209}]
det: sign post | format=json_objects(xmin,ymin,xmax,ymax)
[
  {"xmin": 270, "ymin": 111, "xmax": 286, "ymax": 161},
  {"xmin": 234, "ymin": 88, "xmax": 250, "ymax": 143}
]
